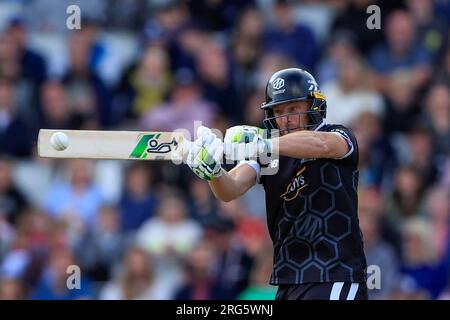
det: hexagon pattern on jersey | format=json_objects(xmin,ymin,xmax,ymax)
[{"xmin": 272, "ymin": 163, "xmax": 355, "ymax": 284}]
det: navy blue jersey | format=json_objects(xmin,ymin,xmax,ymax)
[{"xmin": 260, "ymin": 124, "xmax": 367, "ymax": 285}]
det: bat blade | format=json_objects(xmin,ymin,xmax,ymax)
[{"xmin": 38, "ymin": 129, "xmax": 186, "ymax": 161}]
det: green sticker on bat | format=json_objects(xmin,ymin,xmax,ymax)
[{"xmin": 130, "ymin": 134, "xmax": 178, "ymax": 158}]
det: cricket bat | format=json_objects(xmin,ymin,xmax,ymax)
[{"xmin": 38, "ymin": 129, "xmax": 188, "ymax": 161}]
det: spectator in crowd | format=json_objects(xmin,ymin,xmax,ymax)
[
  {"xmin": 150, "ymin": 1, "xmax": 191, "ymax": 42},
  {"xmin": 406, "ymin": 0, "xmax": 449, "ymax": 63},
  {"xmin": 99, "ymin": 246, "xmax": 169, "ymax": 300},
  {"xmin": 0, "ymin": 157, "xmax": 28, "ymax": 226},
  {"xmin": 316, "ymin": 30, "xmax": 359, "ymax": 85},
  {"xmin": 0, "ymin": 31, "xmax": 37, "ymax": 123},
  {"xmin": 385, "ymin": 166, "xmax": 426, "ymax": 233},
  {"xmin": 351, "ymin": 111, "xmax": 398, "ymax": 189},
  {"xmin": 5, "ymin": 17, "xmax": 47, "ymax": 89},
  {"xmin": 126, "ymin": 44, "xmax": 172, "ymax": 118},
  {"xmin": 370, "ymin": 10, "xmax": 431, "ymax": 94},
  {"xmin": 0, "ymin": 233, "xmax": 30, "ymax": 288},
  {"xmin": 229, "ymin": 7, "xmax": 264, "ymax": 110},
  {"xmin": 238, "ymin": 249, "xmax": 276, "ymax": 300},
  {"xmin": 13, "ymin": 208, "xmax": 54, "ymax": 293},
  {"xmin": 140, "ymin": 68, "xmax": 217, "ymax": 136},
  {"xmin": 136, "ymin": 193, "xmax": 202, "ymax": 294},
  {"xmin": 359, "ymin": 187, "xmax": 400, "ymax": 299},
  {"xmin": 423, "ymin": 188, "xmax": 450, "ymax": 261},
  {"xmin": 242, "ymin": 89, "xmax": 265, "ymax": 128},
  {"xmin": 255, "ymin": 52, "xmax": 294, "ymax": 92},
  {"xmin": 423, "ymin": 83, "xmax": 450, "ymax": 157},
  {"xmin": 168, "ymin": 23, "xmax": 207, "ymax": 72},
  {"xmin": 188, "ymin": 179, "xmax": 217, "ymax": 225},
  {"xmin": 14, "ymin": 208, "xmax": 52, "ymax": 254},
  {"xmin": 136, "ymin": 193, "xmax": 202, "ymax": 255},
  {"xmin": 38, "ymin": 81, "xmax": 81, "ymax": 130},
  {"xmin": 203, "ymin": 215, "xmax": 254, "ymax": 299},
  {"xmin": 388, "ymin": 275, "xmax": 430, "ymax": 300},
  {"xmin": 0, "ymin": 79, "xmax": 34, "ymax": 158},
  {"xmin": 0, "ymin": 33, "xmax": 19, "ymax": 82},
  {"xmin": 174, "ymin": 238, "xmax": 233, "ymax": 300},
  {"xmin": 235, "ymin": 216, "xmax": 269, "ymax": 259},
  {"xmin": 263, "ymin": 0, "xmax": 318, "ymax": 72},
  {"xmin": 67, "ymin": 18, "xmax": 113, "ymax": 87},
  {"xmin": 322, "ymin": 55, "xmax": 384, "ymax": 127},
  {"xmin": 217, "ymin": 199, "xmax": 267, "ymax": 255},
  {"xmin": 400, "ymin": 218, "xmax": 449, "ymax": 299},
  {"xmin": 31, "ymin": 246, "xmax": 94, "ymax": 299},
  {"xmin": 62, "ymin": 32, "xmax": 111, "ymax": 127},
  {"xmin": 229, "ymin": 34, "xmax": 261, "ymax": 112},
  {"xmin": 0, "ymin": 209, "xmax": 15, "ymax": 262},
  {"xmin": 405, "ymin": 126, "xmax": 439, "ymax": 187},
  {"xmin": 331, "ymin": 0, "xmax": 389, "ymax": 55},
  {"xmin": 439, "ymin": 286, "xmax": 450, "ymax": 300},
  {"xmin": 0, "ymin": 277, "xmax": 26, "ymax": 300},
  {"xmin": 233, "ymin": 6, "xmax": 264, "ymax": 42},
  {"xmin": 187, "ymin": 0, "xmax": 254, "ymax": 33},
  {"xmin": 438, "ymin": 45, "xmax": 450, "ymax": 84},
  {"xmin": 119, "ymin": 163, "xmax": 158, "ymax": 232},
  {"xmin": 442, "ymin": 158, "xmax": 450, "ymax": 190},
  {"xmin": 75, "ymin": 205, "xmax": 128, "ymax": 283},
  {"xmin": 103, "ymin": 0, "xmax": 149, "ymax": 32},
  {"xmin": 43, "ymin": 160, "xmax": 106, "ymax": 234},
  {"xmin": 382, "ymin": 71, "xmax": 421, "ymax": 134},
  {"xmin": 195, "ymin": 41, "xmax": 237, "ymax": 122}
]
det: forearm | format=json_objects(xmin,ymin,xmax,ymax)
[
  {"xmin": 272, "ymin": 131, "xmax": 341, "ymax": 159},
  {"xmin": 208, "ymin": 164, "xmax": 257, "ymax": 202}
]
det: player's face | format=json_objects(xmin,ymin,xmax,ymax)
[{"xmin": 272, "ymin": 101, "xmax": 310, "ymax": 135}]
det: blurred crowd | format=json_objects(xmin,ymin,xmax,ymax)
[{"xmin": 0, "ymin": 0, "xmax": 449, "ymax": 300}]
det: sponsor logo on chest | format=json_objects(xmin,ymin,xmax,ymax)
[{"xmin": 280, "ymin": 167, "xmax": 308, "ymax": 201}]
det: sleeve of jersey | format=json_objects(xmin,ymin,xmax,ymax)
[{"xmin": 329, "ymin": 128, "xmax": 355, "ymax": 160}]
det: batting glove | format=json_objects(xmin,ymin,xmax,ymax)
[
  {"xmin": 224, "ymin": 125, "xmax": 272, "ymax": 161},
  {"xmin": 187, "ymin": 126, "xmax": 223, "ymax": 181}
]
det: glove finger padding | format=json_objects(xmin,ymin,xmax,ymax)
[
  {"xmin": 186, "ymin": 142, "xmax": 201, "ymax": 167},
  {"xmin": 209, "ymin": 138, "xmax": 223, "ymax": 164},
  {"xmin": 224, "ymin": 125, "xmax": 268, "ymax": 161},
  {"xmin": 187, "ymin": 127, "xmax": 224, "ymax": 181},
  {"xmin": 197, "ymin": 125, "xmax": 211, "ymax": 138},
  {"xmin": 246, "ymin": 141, "xmax": 258, "ymax": 159},
  {"xmin": 197, "ymin": 126, "xmax": 215, "ymax": 145},
  {"xmin": 213, "ymin": 140, "xmax": 224, "ymax": 165}
]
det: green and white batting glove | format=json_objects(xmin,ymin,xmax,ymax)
[
  {"xmin": 224, "ymin": 125, "xmax": 272, "ymax": 161},
  {"xmin": 186, "ymin": 126, "xmax": 223, "ymax": 181}
]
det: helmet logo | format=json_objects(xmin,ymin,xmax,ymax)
[
  {"xmin": 272, "ymin": 78, "xmax": 285, "ymax": 90},
  {"xmin": 307, "ymin": 79, "xmax": 318, "ymax": 91}
]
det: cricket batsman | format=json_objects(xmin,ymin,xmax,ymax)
[{"xmin": 186, "ymin": 68, "xmax": 368, "ymax": 300}]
